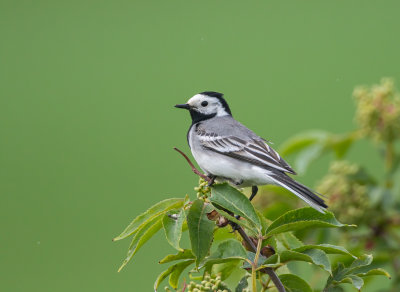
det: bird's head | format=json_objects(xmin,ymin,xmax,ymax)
[{"xmin": 175, "ymin": 91, "xmax": 232, "ymax": 123}]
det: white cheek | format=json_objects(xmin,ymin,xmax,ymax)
[{"xmin": 216, "ymin": 106, "xmax": 229, "ymax": 117}]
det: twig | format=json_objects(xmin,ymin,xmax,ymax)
[
  {"xmin": 174, "ymin": 147, "xmax": 211, "ymax": 183},
  {"xmin": 234, "ymin": 222, "xmax": 285, "ymax": 292},
  {"xmin": 174, "ymin": 147, "xmax": 286, "ymax": 292},
  {"xmin": 181, "ymin": 280, "xmax": 187, "ymax": 292}
]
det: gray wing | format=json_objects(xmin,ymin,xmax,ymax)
[{"xmin": 196, "ymin": 127, "xmax": 296, "ymax": 175}]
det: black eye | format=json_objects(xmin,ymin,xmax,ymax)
[{"xmin": 201, "ymin": 101, "xmax": 208, "ymax": 107}]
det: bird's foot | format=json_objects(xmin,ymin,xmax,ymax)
[
  {"xmin": 229, "ymin": 215, "xmax": 242, "ymax": 232},
  {"xmin": 207, "ymin": 175, "xmax": 216, "ymax": 186}
]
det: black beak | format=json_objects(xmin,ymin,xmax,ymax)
[{"xmin": 174, "ymin": 103, "xmax": 190, "ymax": 110}]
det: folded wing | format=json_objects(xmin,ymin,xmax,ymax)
[{"xmin": 197, "ymin": 129, "xmax": 296, "ymax": 175}]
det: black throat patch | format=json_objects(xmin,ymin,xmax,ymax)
[{"xmin": 189, "ymin": 109, "xmax": 217, "ymax": 124}]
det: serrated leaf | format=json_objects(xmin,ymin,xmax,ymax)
[
  {"xmin": 277, "ymin": 232, "xmax": 303, "ymax": 249},
  {"xmin": 118, "ymin": 216, "xmax": 163, "ymax": 272},
  {"xmin": 280, "ymin": 249, "xmax": 331, "ymax": 274},
  {"xmin": 159, "ymin": 249, "xmax": 195, "ymax": 264},
  {"xmin": 114, "ymin": 198, "xmax": 184, "ymax": 241},
  {"xmin": 293, "ymin": 244, "xmax": 355, "ymax": 258},
  {"xmin": 163, "ymin": 208, "xmax": 185, "ymax": 251},
  {"xmin": 210, "ymin": 183, "xmax": 261, "ymax": 230},
  {"xmin": 168, "ymin": 260, "xmax": 195, "ymax": 289},
  {"xmin": 187, "ymin": 199, "xmax": 215, "ymax": 266},
  {"xmin": 266, "ymin": 207, "xmax": 352, "ymax": 236},
  {"xmin": 279, "ymin": 274, "xmax": 313, "ymax": 292}
]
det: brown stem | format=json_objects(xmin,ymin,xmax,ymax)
[
  {"xmin": 181, "ymin": 280, "xmax": 187, "ymax": 292},
  {"xmin": 174, "ymin": 147, "xmax": 286, "ymax": 292},
  {"xmin": 174, "ymin": 147, "xmax": 211, "ymax": 183}
]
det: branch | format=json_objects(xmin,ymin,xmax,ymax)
[
  {"xmin": 174, "ymin": 147, "xmax": 286, "ymax": 292},
  {"xmin": 174, "ymin": 147, "xmax": 211, "ymax": 183},
  {"xmin": 233, "ymin": 222, "xmax": 286, "ymax": 292}
]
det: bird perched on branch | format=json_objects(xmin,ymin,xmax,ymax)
[{"xmin": 175, "ymin": 91, "xmax": 327, "ymax": 213}]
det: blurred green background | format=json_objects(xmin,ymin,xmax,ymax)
[{"xmin": 1, "ymin": 1, "xmax": 400, "ymax": 291}]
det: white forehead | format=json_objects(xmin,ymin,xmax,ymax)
[{"xmin": 187, "ymin": 94, "xmax": 218, "ymax": 105}]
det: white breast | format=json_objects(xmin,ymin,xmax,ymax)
[{"xmin": 188, "ymin": 125, "xmax": 276, "ymax": 187}]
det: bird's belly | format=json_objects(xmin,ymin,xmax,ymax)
[{"xmin": 191, "ymin": 149, "xmax": 276, "ymax": 187}]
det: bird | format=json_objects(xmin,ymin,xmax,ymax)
[{"xmin": 175, "ymin": 91, "xmax": 327, "ymax": 213}]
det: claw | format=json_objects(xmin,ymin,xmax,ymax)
[
  {"xmin": 229, "ymin": 221, "xmax": 241, "ymax": 232},
  {"xmin": 207, "ymin": 175, "xmax": 216, "ymax": 186}
]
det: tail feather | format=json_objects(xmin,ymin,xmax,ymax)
[{"xmin": 270, "ymin": 173, "xmax": 328, "ymax": 213}]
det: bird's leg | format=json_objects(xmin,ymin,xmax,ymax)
[
  {"xmin": 249, "ymin": 185, "xmax": 258, "ymax": 201},
  {"xmin": 207, "ymin": 175, "xmax": 216, "ymax": 186}
]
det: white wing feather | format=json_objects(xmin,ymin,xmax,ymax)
[{"xmin": 196, "ymin": 129, "xmax": 296, "ymax": 174}]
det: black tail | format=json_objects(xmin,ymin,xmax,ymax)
[{"xmin": 270, "ymin": 173, "xmax": 328, "ymax": 213}]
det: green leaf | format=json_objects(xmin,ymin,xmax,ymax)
[
  {"xmin": 276, "ymin": 232, "xmax": 303, "ymax": 249},
  {"xmin": 324, "ymin": 287, "xmax": 345, "ymax": 292},
  {"xmin": 211, "ymin": 206, "xmax": 255, "ymax": 232},
  {"xmin": 356, "ymin": 268, "xmax": 391, "ymax": 279},
  {"xmin": 256, "ymin": 210, "xmax": 270, "ymax": 235},
  {"xmin": 293, "ymin": 244, "xmax": 355, "ymax": 258},
  {"xmin": 211, "ymin": 260, "xmax": 242, "ymax": 280},
  {"xmin": 154, "ymin": 260, "xmax": 194, "ymax": 291},
  {"xmin": 348, "ymin": 254, "xmax": 372, "ymax": 272},
  {"xmin": 330, "ymin": 133, "xmax": 354, "ymax": 158},
  {"xmin": 235, "ymin": 276, "xmax": 249, "ymax": 292},
  {"xmin": 168, "ymin": 260, "xmax": 195, "ymax": 289},
  {"xmin": 256, "ymin": 254, "xmax": 281, "ymax": 270},
  {"xmin": 295, "ymin": 143, "xmax": 325, "ymax": 174},
  {"xmin": 154, "ymin": 265, "xmax": 175, "ymax": 291},
  {"xmin": 244, "ymin": 252, "xmax": 280, "ymax": 270},
  {"xmin": 210, "ymin": 183, "xmax": 261, "ymax": 230},
  {"xmin": 113, "ymin": 198, "xmax": 184, "ymax": 241},
  {"xmin": 341, "ymin": 275, "xmax": 364, "ymax": 290},
  {"xmin": 280, "ymin": 249, "xmax": 331, "ymax": 274},
  {"xmin": 324, "ymin": 256, "xmax": 388, "ymax": 292},
  {"xmin": 207, "ymin": 239, "xmax": 247, "ymax": 260},
  {"xmin": 280, "ymin": 131, "xmax": 356, "ymax": 173},
  {"xmin": 279, "ymin": 130, "xmax": 329, "ymax": 156},
  {"xmin": 327, "ymin": 262, "xmax": 347, "ymax": 286},
  {"xmin": 202, "ymin": 239, "xmax": 247, "ymax": 275},
  {"xmin": 242, "ymin": 251, "xmax": 266, "ymax": 269},
  {"xmin": 265, "ymin": 207, "xmax": 353, "ymax": 236},
  {"xmin": 162, "ymin": 208, "xmax": 185, "ymax": 251},
  {"xmin": 159, "ymin": 249, "xmax": 195, "ymax": 264},
  {"xmin": 187, "ymin": 199, "xmax": 215, "ymax": 266},
  {"xmin": 118, "ymin": 215, "xmax": 163, "ymax": 272},
  {"xmin": 279, "ymin": 274, "xmax": 313, "ymax": 292}
]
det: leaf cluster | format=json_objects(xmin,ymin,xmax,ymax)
[{"xmin": 114, "ymin": 183, "xmax": 389, "ymax": 291}]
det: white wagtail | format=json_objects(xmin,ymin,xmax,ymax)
[{"xmin": 175, "ymin": 91, "xmax": 327, "ymax": 213}]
